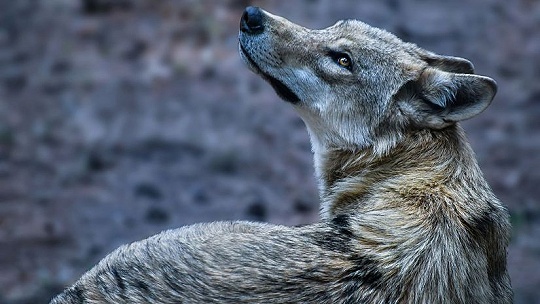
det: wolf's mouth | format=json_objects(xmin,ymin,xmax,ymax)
[{"xmin": 239, "ymin": 43, "xmax": 300, "ymax": 104}]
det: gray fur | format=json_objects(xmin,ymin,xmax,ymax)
[{"xmin": 51, "ymin": 7, "xmax": 512, "ymax": 304}]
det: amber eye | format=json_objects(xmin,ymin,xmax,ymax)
[
  {"xmin": 328, "ymin": 50, "xmax": 353, "ymax": 71},
  {"xmin": 337, "ymin": 57, "xmax": 350, "ymax": 67}
]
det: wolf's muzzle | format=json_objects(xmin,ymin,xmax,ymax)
[{"xmin": 238, "ymin": 7, "xmax": 301, "ymax": 104}]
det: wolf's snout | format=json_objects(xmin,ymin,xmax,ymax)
[{"xmin": 241, "ymin": 6, "xmax": 264, "ymax": 34}]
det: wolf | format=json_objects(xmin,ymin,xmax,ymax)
[{"xmin": 50, "ymin": 6, "xmax": 512, "ymax": 304}]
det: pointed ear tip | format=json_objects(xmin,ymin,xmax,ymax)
[
  {"xmin": 464, "ymin": 61, "xmax": 475, "ymax": 74},
  {"xmin": 476, "ymin": 77, "xmax": 498, "ymax": 109},
  {"xmin": 455, "ymin": 57, "xmax": 474, "ymax": 74},
  {"xmin": 482, "ymin": 76, "xmax": 498, "ymax": 96},
  {"xmin": 488, "ymin": 77, "xmax": 498, "ymax": 90},
  {"xmin": 460, "ymin": 74, "xmax": 498, "ymax": 97},
  {"xmin": 422, "ymin": 52, "xmax": 475, "ymax": 74}
]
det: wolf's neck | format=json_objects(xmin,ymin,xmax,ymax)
[{"xmin": 313, "ymin": 124, "xmax": 489, "ymax": 220}]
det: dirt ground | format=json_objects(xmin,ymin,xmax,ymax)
[{"xmin": 0, "ymin": 0, "xmax": 539, "ymax": 303}]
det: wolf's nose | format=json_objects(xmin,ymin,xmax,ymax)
[{"xmin": 241, "ymin": 6, "xmax": 264, "ymax": 34}]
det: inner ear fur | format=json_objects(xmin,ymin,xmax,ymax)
[
  {"xmin": 420, "ymin": 51, "xmax": 475, "ymax": 74},
  {"xmin": 396, "ymin": 68, "xmax": 497, "ymax": 129}
]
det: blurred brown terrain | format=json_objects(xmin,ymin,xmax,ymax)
[{"xmin": 0, "ymin": 0, "xmax": 539, "ymax": 303}]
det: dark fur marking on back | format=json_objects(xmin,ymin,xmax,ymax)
[
  {"xmin": 71, "ymin": 285, "xmax": 86, "ymax": 304},
  {"xmin": 135, "ymin": 279, "xmax": 151, "ymax": 292},
  {"xmin": 470, "ymin": 205, "xmax": 495, "ymax": 237},
  {"xmin": 331, "ymin": 214, "xmax": 354, "ymax": 238},
  {"xmin": 312, "ymin": 230, "xmax": 351, "ymax": 253},
  {"xmin": 344, "ymin": 254, "xmax": 384, "ymax": 290},
  {"xmin": 112, "ymin": 267, "xmax": 126, "ymax": 292},
  {"xmin": 313, "ymin": 216, "xmax": 355, "ymax": 254}
]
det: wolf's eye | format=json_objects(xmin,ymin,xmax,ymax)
[
  {"xmin": 337, "ymin": 56, "xmax": 350, "ymax": 68},
  {"xmin": 328, "ymin": 50, "xmax": 353, "ymax": 71}
]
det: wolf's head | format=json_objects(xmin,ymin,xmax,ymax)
[{"xmin": 238, "ymin": 7, "xmax": 496, "ymax": 155}]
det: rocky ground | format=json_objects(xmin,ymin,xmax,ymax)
[{"xmin": 0, "ymin": 0, "xmax": 539, "ymax": 303}]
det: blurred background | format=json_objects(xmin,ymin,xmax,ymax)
[{"xmin": 0, "ymin": 0, "xmax": 538, "ymax": 303}]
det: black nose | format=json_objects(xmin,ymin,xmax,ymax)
[{"xmin": 240, "ymin": 6, "xmax": 264, "ymax": 34}]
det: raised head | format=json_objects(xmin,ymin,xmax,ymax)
[{"xmin": 238, "ymin": 7, "xmax": 496, "ymax": 155}]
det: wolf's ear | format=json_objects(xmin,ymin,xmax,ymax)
[
  {"xmin": 396, "ymin": 68, "xmax": 497, "ymax": 129},
  {"xmin": 421, "ymin": 52, "xmax": 475, "ymax": 74}
]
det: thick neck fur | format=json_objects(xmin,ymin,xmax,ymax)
[
  {"xmin": 315, "ymin": 124, "xmax": 511, "ymax": 303},
  {"xmin": 318, "ymin": 124, "xmax": 489, "ymax": 218}
]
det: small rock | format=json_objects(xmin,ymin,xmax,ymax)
[
  {"xmin": 134, "ymin": 182, "xmax": 163, "ymax": 200},
  {"xmin": 245, "ymin": 201, "xmax": 267, "ymax": 222},
  {"xmin": 145, "ymin": 206, "xmax": 170, "ymax": 224}
]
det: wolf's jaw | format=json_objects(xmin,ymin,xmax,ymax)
[{"xmin": 239, "ymin": 43, "xmax": 301, "ymax": 104}]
